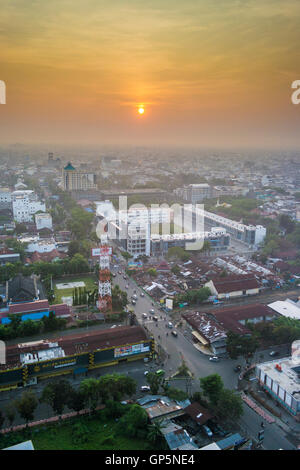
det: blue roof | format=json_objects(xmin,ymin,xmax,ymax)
[
  {"xmin": 4, "ymin": 440, "xmax": 34, "ymax": 450},
  {"xmin": 217, "ymin": 433, "xmax": 243, "ymax": 450},
  {"xmin": 64, "ymin": 162, "xmax": 75, "ymax": 171},
  {"xmin": 165, "ymin": 429, "xmax": 197, "ymax": 450}
]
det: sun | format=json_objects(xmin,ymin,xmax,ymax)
[{"xmin": 138, "ymin": 107, "xmax": 145, "ymax": 115}]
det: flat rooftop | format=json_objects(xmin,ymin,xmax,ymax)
[{"xmin": 257, "ymin": 357, "xmax": 300, "ymax": 401}]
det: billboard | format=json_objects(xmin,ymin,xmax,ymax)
[
  {"xmin": 127, "ymin": 261, "xmax": 143, "ymax": 270},
  {"xmin": 114, "ymin": 343, "xmax": 150, "ymax": 358},
  {"xmin": 91, "ymin": 246, "xmax": 112, "ymax": 257},
  {"xmin": 166, "ymin": 299, "xmax": 173, "ymax": 310}
]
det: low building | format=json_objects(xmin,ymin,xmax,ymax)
[
  {"xmin": 268, "ymin": 299, "xmax": 300, "ymax": 321},
  {"xmin": 0, "ymin": 326, "xmax": 153, "ymax": 391},
  {"xmin": 0, "ymin": 249, "xmax": 20, "ymax": 265},
  {"xmin": 183, "ymin": 402, "xmax": 213, "ymax": 426},
  {"xmin": 6, "ymin": 274, "xmax": 46, "ymax": 303},
  {"xmin": 161, "ymin": 421, "xmax": 198, "ymax": 450},
  {"xmin": 205, "ymin": 274, "xmax": 261, "ymax": 299},
  {"xmin": 182, "ymin": 312, "xmax": 227, "ymax": 355},
  {"xmin": 255, "ymin": 343, "xmax": 300, "ymax": 419},
  {"xmin": 35, "ymin": 213, "xmax": 53, "ymax": 231},
  {"xmin": 0, "ymin": 300, "xmax": 72, "ymax": 325},
  {"xmin": 12, "ymin": 190, "xmax": 46, "ymax": 223},
  {"xmin": 211, "ymin": 304, "xmax": 277, "ymax": 336}
]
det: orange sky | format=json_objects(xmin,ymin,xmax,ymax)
[{"xmin": 0, "ymin": 0, "xmax": 300, "ymax": 148}]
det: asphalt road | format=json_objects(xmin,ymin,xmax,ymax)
[{"xmin": 112, "ymin": 259, "xmax": 298, "ymax": 450}]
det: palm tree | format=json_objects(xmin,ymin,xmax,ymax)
[{"xmin": 148, "ymin": 419, "xmax": 166, "ymax": 445}]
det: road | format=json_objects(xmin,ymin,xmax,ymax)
[{"xmin": 112, "ymin": 257, "xmax": 298, "ymax": 450}]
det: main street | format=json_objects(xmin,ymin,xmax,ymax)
[{"xmin": 112, "ymin": 261, "xmax": 297, "ymax": 450}]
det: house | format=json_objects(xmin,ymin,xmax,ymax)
[
  {"xmin": 182, "ymin": 311, "xmax": 227, "ymax": 355},
  {"xmin": 161, "ymin": 421, "xmax": 198, "ymax": 450},
  {"xmin": 6, "ymin": 274, "xmax": 46, "ymax": 303},
  {"xmin": 183, "ymin": 402, "xmax": 213, "ymax": 426},
  {"xmin": 211, "ymin": 303, "xmax": 277, "ymax": 336},
  {"xmin": 205, "ymin": 274, "xmax": 261, "ymax": 299}
]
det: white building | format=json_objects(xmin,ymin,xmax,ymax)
[
  {"xmin": 12, "ymin": 190, "xmax": 46, "ymax": 223},
  {"xmin": 19, "ymin": 236, "xmax": 56, "ymax": 253},
  {"xmin": 0, "ymin": 187, "xmax": 12, "ymax": 208},
  {"xmin": 35, "ymin": 213, "xmax": 53, "ymax": 231}
]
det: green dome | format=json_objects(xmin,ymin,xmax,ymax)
[{"xmin": 64, "ymin": 162, "xmax": 75, "ymax": 171}]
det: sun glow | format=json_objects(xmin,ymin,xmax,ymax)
[{"xmin": 138, "ymin": 106, "xmax": 145, "ymax": 115}]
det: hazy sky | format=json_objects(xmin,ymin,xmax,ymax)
[{"xmin": 1, "ymin": 0, "xmax": 300, "ymax": 148}]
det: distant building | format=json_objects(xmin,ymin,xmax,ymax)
[
  {"xmin": 12, "ymin": 190, "xmax": 46, "ymax": 223},
  {"xmin": 63, "ymin": 162, "xmax": 97, "ymax": 191},
  {"xmin": 35, "ymin": 213, "xmax": 53, "ymax": 231},
  {"xmin": 182, "ymin": 311, "xmax": 227, "ymax": 355},
  {"xmin": 174, "ymin": 183, "xmax": 212, "ymax": 203},
  {"xmin": 0, "ymin": 187, "xmax": 12, "ymax": 209}
]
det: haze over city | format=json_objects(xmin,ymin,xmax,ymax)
[{"xmin": 1, "ymin": 0, "xmax": 300, "ymax": 148}]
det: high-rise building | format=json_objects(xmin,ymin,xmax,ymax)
[{"xmin": 63, "ymin": 162, "xmax": 97, "ymax": 191}]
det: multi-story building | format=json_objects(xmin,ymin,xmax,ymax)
[
  {"xmin": 12, "ymin": 190, "xmax": 46, "ymax": 223},
  {"xmin": 255, "ymin": 341, "xmax": 300, "ymax": 419},
  {"xmin": 184, "ymin": 206, "xmax": 266, "ymax": 246},
  {"xmin": 35, "ymin": 213, "xmax": 53, "ymax": 231},
  {"xmin": 0, "ymin": 188, "xmax": 12, "ymax": 209},
  {"xmin": 63, "ymin": 162, "xmax": 97, "ymax": 191},
  {"xmin": 174, "ymin": 184, "xmax": 212, "ymax": 203}
]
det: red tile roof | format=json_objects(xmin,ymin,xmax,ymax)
[
  {"xmin": 210, "ymin": 274, "xmax": 260, "ymax": 294},
  {"xmin": 211, "ymin": 303, "xmax": 276, "ymax": 335},
  {"xmin": 9, "ymin": 300, "xmax": 50, "ymax": 314}
]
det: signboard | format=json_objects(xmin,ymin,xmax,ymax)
[
  {"xmin": 127, "ymin": 261, "xmax": 143, "ymax": 270},
  {"xmin": 91, "ymin": 246, "xmax": 112, "ymax": 257},
  {"xmin": 166, "ymin": 298, "xmax": 173, "ymax": 310},
  {"xmin": 114, "ymin": 343, "xmax": 150, "ymax": 358}
]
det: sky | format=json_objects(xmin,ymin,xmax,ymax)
[{"xmin": 0, "ymin": 0, "xmax": 300, "ymax": 149}]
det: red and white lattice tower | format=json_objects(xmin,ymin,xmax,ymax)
[{"xmin": 97, "ymin": 241, "xmax": 112, "ymax": 313}]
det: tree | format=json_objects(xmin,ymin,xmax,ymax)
[
  {"xmin": 118, "ymin": 404, "xmax": 148, "ymax": 438},
  {"xmin": 4, "ymin": 402, "xmax": 16, "ymax": 431},
  {"xmin": 98, "ymin": 374, "xmax": 136, "ymax": 403},
  {"xmin": 214, "ymin": 389, "xmax": 243, "ymax": 423},
  {"xmin": 0, "ymin": 410, "xmax": 4, "ymax": 431},
  {"xmin": 166, "ymin": 387, "xmax": 188, "ymax": 401},
  {"xmin": 146, "ymin": 372, "xmax": 164, "ymax": 394},
  {"xmin": 80, "ymin": 378, "xmax": 101, "ymax": 413},
  {"xmin": 68, "ymin": 389, "xmax": 86, "ymax": 415},
  {"xmin": 15, "ymin": 391, "xmax": 38, "ymax": 426},
  {"xmin": 200, "ymin": 374, "xmax": 224, "ymax": 405},
  {"xmin": 147, "ymin": 419, "xmax": 166, "ymax": 445},
  {"xmin": 40, "ymin": 380, "xmax": 74, "ymax": 417},
  {"xmin": 147, "ymin": 268, "xmax": 157, "ymax": 277},
  {"xmin": 171, "ymin": 264, "xmax": 180, "ymax": 275}
]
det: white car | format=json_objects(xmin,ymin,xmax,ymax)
[
  {"xmin": 110, "ymin": 325, "xmax": 117, "ymax": 329},
  {"xmin": 140, "ymin": 293, "xmax": 145, "ymax": 297},
  {"xmin": 209, "ymin": 356, "xmax": 220, "ymax": 362},
  {"xmin": 142, "ymin": 313, "xmax": 148, "ymax": 319},
  {"xmin": 144, "ymin": 371, "xmax": 149, "ymax": 376},
  {"xmin": 140, "ymin": 385, "xmax": 151, "ymax": 392}
]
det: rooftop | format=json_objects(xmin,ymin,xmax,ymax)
[{"xmin": 257, "ymin": 356, "xmax": 300, "ymax": 401}]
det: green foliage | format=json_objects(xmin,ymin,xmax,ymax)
[
  {"xmin": 112, "ymin": 285, "xmax": 128, "ymax": 310},
  {"xmin": 146, "ymin": 372, "xmax": 164, "ymax": 394},
  {"xmin": 71, "ymin": 421, "xmax": 90, "ymax": 445},
  {"xmin": 15, "ymin": 391, "xmax": 38, "ymax": 425},
  {"xmin": 167, "ymin": 246, "xmax": 192, "ymax": 261},
  {"xmin": 175, "ymin": 287, "xmax": 210, "ymax": 306},
  {"xmin": 200, "ymin": 374, "xmax": 224, "ymax": 405},
  {"xmin": 147, "ymin": 268, "xmax": 157, "ymax": 277},
  {"xmin": 226, "ymin": 330, "xmax": 258, "ymax": 359},
  {"xmin": 214, "ymin": 389, "xmax": 244, "ymax": 423},
  {"xmin": 118, "ymin": 405, "xmax": 148, "ymax": 438},
  {"xmin": 40, "ymin": 380, "xmax": 74, "ymax": 416},
  {"xmin": 165, "ymin": 387, "xmax": 188, "ymax": 401}
]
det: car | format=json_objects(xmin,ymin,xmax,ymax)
[
  {"xmin": 142, "ymin": 313, "xmax": 148, "ymax": 319},
  {"xmin": 140, "ymin": 293, "xmax": 145, "ymax": 297},
  {"xmin": 132, "ymin": 294, "xmax": 137, "ymax": 300},
  {"xmin": 153, "ymin": 316, "xmax": 158, "ymax": 321},
  {"xmin": 131, "ymin": 300, "xmax": 136, "ymax": 305},
  {"xmin": 209, "ymin": 356, "xmax": 219, "ymax": 362},
  {"xmin": 123, "ymin": 275, "xmax": 127, "ymax": 280},
  {"xmin": 125, "ymin": 284, "xmax": 129, "ymax": 289},
  {"xmin": 171, "ymin": 330, "xmax": 178, "ymax": 337},
  {"xmin": 144, "ymin": 371, "xmax": 149, "ymax": 376},
  {"xmin": 202, "ymin": 425, "xmax": 213, "ymax": 437},
  {"xmin": 270, "ymin": 350, "xmax": 279, "ymax": 357},
  {"xmin": 110, "ymin": 324, "xmax": 117, "ymax": 329},
  {"xmin": 140, "ymin": 385, "xmax": 151, "ymax": 392},
  {"xmin": 112, "ymin": 273, "xmax": 116, "ymax": 277},
  {"xmin": 118, "ymin": 271, "xmax": 122, "ymax": 275},
  {"xmin": 168, "ymin": 322, "xmax": 173, "ymax": 328},
  {"xmin": 234, "ymin": 365, "xmax": 242, "ymax": 372},
  {"xmin": 156, "ymin": 369, "xmax": 165, "ymax": 377},
  {"xmin": 149, "ymin": 309, "xmax": 155, "ymax": 315}
]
